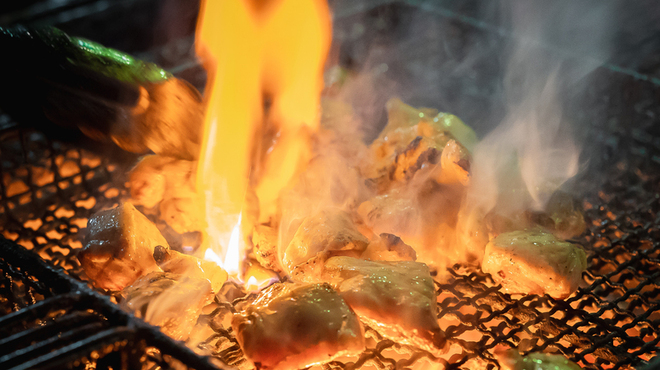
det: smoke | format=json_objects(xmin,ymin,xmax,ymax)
[{"xmin": 466, "ymin": 0, "xmax": 614, "ymax": 217}]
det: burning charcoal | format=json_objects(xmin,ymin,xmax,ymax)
[
  {"xmin": 481, "ymin": 229, "xmax": 587, "ymax": 299},
  {"xmin": 282, "ymin": 209, "xmax": 368, "ymax": 274},
  {"xmin": 78, "ymin": 203, "xmax": 168, "ymax": 291},
  {"xmin": 361, "ymin": 233, "xmax": 416, "ymax": 262},
  {"xmin": 252, "ymin": 224, "xmax": 283, "ymax": 272},
  {"xmin": 232, "ymin": 283, "xmax": 365, "ymax": 370},
  {"xmin": 121, "ymin": 272, "xmax": 213, "ymax": 341},
  {"xmin": 320, "ymin": 256, "xmax": 447, "ymax": 355},
  {"xmin": 496, "ymin": 349, "xmax": 581, "ymax": 370},
  {"xmin": 153, "ymin": 246, "xmax": 227, "ymax": 292}
]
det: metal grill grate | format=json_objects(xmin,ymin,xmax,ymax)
[{"xmin": 1, "ymin": 107, "xmax": 659, "ymax": 369}]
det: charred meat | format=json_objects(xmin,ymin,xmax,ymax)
[
  {"xmin": 121, "ymin": 272, "xmax": 213, "ymax": 341},
  {"xmin": 320, "ymin": 256, "xmax": 447, "ymax": 355},
  {"xmin": 78, "ymin": 203, "xmax": 167, "ymax": 291},
  {"xmin": 481, "ymin": 229, "xmax": 587, "ymax": 299},
  {"xmin": 232, "ymin": 283, "xmax": 365, "ymax": 370}
]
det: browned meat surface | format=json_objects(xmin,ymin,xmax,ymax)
[
  {"xmin": 357, "ymin": 181, "xmax": 466, "ymax": 268},
  {"xmin": 120, "ymin": 272, "xmax": 212, "ymax": 341},
  {"xmin": 361, "ymin": 233, "xmax": 416, "ymax": 262},
  {"xmin": 128, "ymin": 155, "xmax": 203, "ymax": 233},
  {"xmin": 232, "ymin": 283, "xmax": 365, "ymax": 370},
  {"xmin": 252, "ymin": 223, "xmax": 283, "ymax": 272},
  {"xmin": 362, "ymin": 98, "xmax": 475, "ymax": 192},
  {"xmin": 153, "ymin": 246, "xmax": 227, "ymax": 292},
  {"xmin": 317, "ymin": 256, "xmax": 447, "ymax": 355},
  {"xmin": 497, "ymin": 349, "xmax": 581, "ymax": 370},
  {"xmin": 282, "ymin": 209, "xmax": 368, "ymax": 274},
  {"xmin": 78, "ymin": 203, "xmax": 167, "ymax": 291},
  {"xmin": 482, "ymin": 229, "xmax": 587, "ymax": 299}
]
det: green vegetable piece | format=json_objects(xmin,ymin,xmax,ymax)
[
  {"xmin": 500, "ymin": 350, "xmax": 582, "ymax": 370},
  {"xmin": 69, "ymin": 36, "xmax": 171, "ymax": 84},
  {"xmin": 384, "ymin": 98, "xmax": 478, "ymax": 152}
]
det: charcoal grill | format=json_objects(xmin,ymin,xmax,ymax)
[{"xmin": 1, "ymin": 0, "xmax": 660, "ymax": 369}]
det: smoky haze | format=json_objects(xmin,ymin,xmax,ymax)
[{"xmin": 330, "ymin": 0, "xmax": 621, "ymax": 207}]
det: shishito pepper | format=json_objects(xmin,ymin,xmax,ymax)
[{"xmin": 0, "ymin": 26, "xmax": 203, "ymax": 160}]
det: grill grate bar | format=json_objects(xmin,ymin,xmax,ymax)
[
  {"xmin": 7, "ymin": 328, "xmax": 133, "ymax": 370},
  {"xmin": 0, "ymin": 294, "xmax": 89, "ymax": 337},
  {"xmin": 0, "ymin": 321, "xmax": 107, "ymax": 369},
  {"xmin": 0, "ymin": 310, "xmax": 106, "ymax": 354},
  {"xmin": 0, "ymin": 236, "xmax": 226, "ymax": 370}
]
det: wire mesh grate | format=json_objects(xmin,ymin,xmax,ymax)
[{"xmin": 0, "ymin": 93, "xmax": 658, "ymax": 370}]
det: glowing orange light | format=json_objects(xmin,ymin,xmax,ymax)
[{"xmin": 195, "ymin": 0, "xmax": 331, "ymax": 272}]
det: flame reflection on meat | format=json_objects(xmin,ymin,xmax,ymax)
[{"xmin": 195, "ymin": 0, "xmax": 332, "ymax": 270}]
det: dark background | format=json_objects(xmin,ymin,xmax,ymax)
[{"xmin": 1, "ymin": 0, "xmax": 659, "ymax": 187}]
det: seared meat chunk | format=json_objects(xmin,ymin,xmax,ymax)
[
  {"xmin": 252, "ymin": 223, "xmax": 283, "ymax": 272},
  {"xmin": 482, "ymin": 229, "xmax": 587, "ymax": 299},
  {"xmin": 78, "ymin": 203, "xmax": 167, "ymax": 291},
  {"xmin": 232, "ymin": 283, "xmax": 365, "ymax": 370},
  {"xmin": 321, "ymin": 256, "xmax": 447, "ymax": 355},
  {"xmin": 363, "ymin": 98, "xmax": 475, "ymax": 192},
  {"xmin": 128, "ymin": 155, "xmax": 170, "ymax": 208},
  {"xmin": 357, "ymin": 181, "xmax": 466, "ymax": 268},
  {"xmin": 159, "ymin": 196, "xmax": 204, "ymax": 234},
  {"xmin": 497, "ymin": 349, "xmax": 581, "ymax": 370},
  {"xmin": 128, "ymin": 155, "xmax": 203, "ymax": 233},
  {"xmin": 362, "ymin": 233, "xmax": 416, "ymax": 262},
  {"xmin": 283, "ymin": 209, "xmax": 368, "ymax": 274},
  {"xmin": 153, "ymin": 246, "xmax": 227, "ymax": 292},
  {"xmin": 121, "ymin": 272, "xmax": 212, "ymax": 341}
]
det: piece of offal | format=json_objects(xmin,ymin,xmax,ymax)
[
  {"xmin": 121, "ymin": 272, "xmax": 213, "ymax": 341},
  {"xmin": 78, "ymin": 203, "xmax": 167, "ymax": 291},
  {"xmin": 481, "ymin": 229, "xmax": 587, "ymax": 299},
  {"xmin": 497, "ymin": 349, "xmax": 581, "ymax": 370},
  {"xmin": 283, "ymin": 209, "xmax": 369, "ymax": 276},
  {"xmin": 320, "ymin": 256, "xmax": 447, "ymax": 355},
  {"xmin": 232, "ymin": 283, "xmax": 365, "ymax": 370}
]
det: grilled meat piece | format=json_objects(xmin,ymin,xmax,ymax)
[
  {"xmin": 361, "ymin": 233, "xmax": 416, "ymax": 262},
  {"xmin": 121, "ymin": 272, "xmax": 213, "ymax": 341},
  {"xmin": 252, "ymin": 224, "xmax": 283, "ymax": 272},
  {"xmin": 153, "ymin": 246, "xmax": 227, "ymax": 292},
  {"xmin": 363, "ymin": 98, "xmax": 476, "ymax": 192},
  {"xmin": 128, "ymin": 155, "xmax": 204, "ymax": 233},
  {"xmin": 320, "ymin": 256, "xmax": 447, "ymax": 355},
  {"xmin": 357, "ymin": 180, "xmax": 465, "ymax": 268},
  {"xmin": 78, "ymin": 203, "xmax": 167, "ymax": 291},
  {"xmin": 128, "ymin": 155, "xmax": 170, "ymax": 208},
  {"xmin": 283, "ymin": 209, "xmax": 368, "ymax": 274},
  {"xmin": 159, "ymin": 196, "xmax": 204, "ymax": 234},
  {"xmin": 232, "ymin": 283, "xmax": 365, "ymax": 370},
  {"xmin": 544, "ymin": 191, "xmax": 587, "ymax": 239},
  {"xmin": 497, "ymin": 349, "xmax": 581, "ymax": 370},
  {"xmin": 482, "ymin": 229, "xmax": 587, "ymax": 299}
]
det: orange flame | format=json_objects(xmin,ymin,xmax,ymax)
[{"xmin": 195, "ymin": 0, "xmax": 332, "ymax": 272}]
